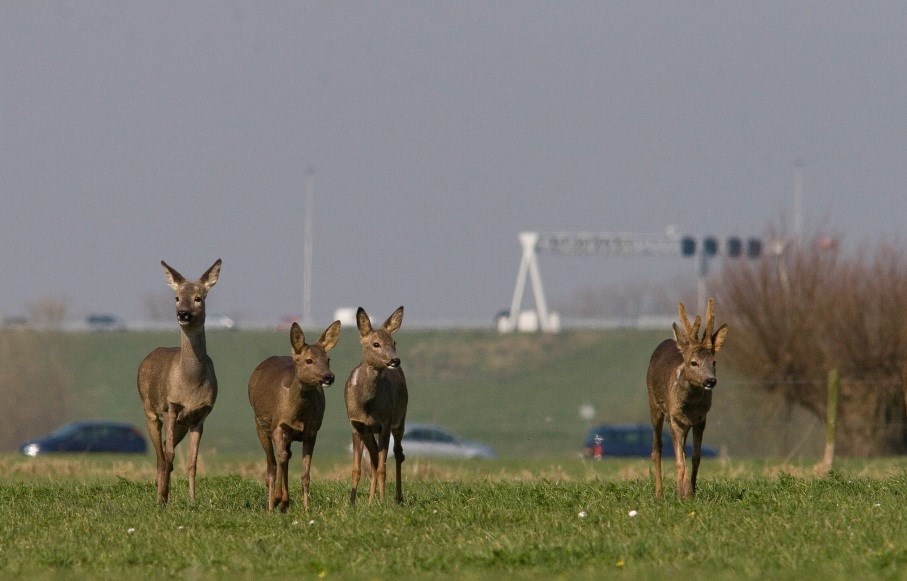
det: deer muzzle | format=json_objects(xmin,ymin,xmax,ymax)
[
  {"xmin": 703, "ymin": 377, "xmax": 717, "ymax": 390},
  {"xmin": 322, "ymin": 372, "xmax": 335, "ymax": 387},
  {"xmin": 177, "ymin": 310, "xmax": 192, "ymax": 324},
  {"xmin": 387, "ymin": 358, "xmax": 401, "ymax": 369}
]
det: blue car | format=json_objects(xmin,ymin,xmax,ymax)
[
  {"xmin": 20, "ymin": 421, "xmax": 148, "ymax": 456},
  {"xmin": 583, "ymin": 423, "xmax": 719, "ymax": 459}
]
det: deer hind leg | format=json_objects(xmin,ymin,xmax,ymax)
[
  {"xmin": 254, "ymin": 424, "xmax": 277, "ymax": 510},
  {"xmin": 690, "ymin": 421, "xmax": 706, "ymax": 497},
  {"xmin": 391, "ymin": 425, "xmax": 405, "ymax": 504},
  {"xmin": 350, "ymin": 427, "xmax": 365, "ymax": 505},
  {"xmin": 650, "ymin": 411, "xmax": 665, "ymax": 498}
]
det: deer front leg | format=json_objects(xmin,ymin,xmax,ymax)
[
  {"xmin": 361, "ymin": 433, "xmax": 381, "ymax": 505},
  {"xmin": 273, "ymin": 430, "xmax": 292, "ymax": 512},
  {"xmin": 301, "ymin": 436, "xmax": 316, "ymax": 510},
  {"xmin": 690, "ymin": 421, "xmax": 706, "ymax": 497},
  {"xmin": 144, "ymin": 414, "xmax": 166, "ymax": 505},
  {"xmin": 350, "ymin": 427, "xmax": 365, "ymax": 505},
  {"xmin": 186, "ymin": 422, "xmax": 204, "ymax": 502},
  {"xmin": 375, "ymin": 428, "xmax": 392, "ymax": 502},
  {"xmin": 391, "ymin": 426, "xmax": 405, "ymax": 504},
  {"xmin": 161, "ymin": 408, "xmax": 180, "ymax": 506},
  {"xmin": 670, "ymin": 419, "xmax": 691, "ymax": 499},
  {"xmin": 650, "ymin": 412, "xmax": 665, "ymax": 499}
]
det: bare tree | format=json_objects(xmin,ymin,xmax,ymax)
[
  {"xmin": 144, "ymin": 291, "xmax": 174, "ymax": 321},
  {"xmin": 556, "ymin": 275, "xmax": 697, "ymax": 320},
  {"xmin": 716, "ymin": 229, "xmax": 907, "ymax": 456},
  {"xmin": 26, "ymin": 297, "xmax": 67, "ymax": 327},
  {"xmin": 0, "ymin": 329, "xmax": 73, "ymax": 450}
]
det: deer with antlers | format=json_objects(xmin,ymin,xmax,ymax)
[{"xmin": 647, "ymin": 298, "xmax": 728, "ymax": 499}]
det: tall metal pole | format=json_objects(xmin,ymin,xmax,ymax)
[
  {"xmin": 302, "ymin": 167, "xmax": 315, "ymax": 328},
  {"xmin": 793, "ymin": 159, "xmax": 804, "ymax": 245}
]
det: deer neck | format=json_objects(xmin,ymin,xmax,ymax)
[
  {"xmin": 178, "ymin": 325, "xmax": 209, "ymax": 382},
  {"xmin": 354, "ymin": 364, "xmax": 384, "ymax": 398}
]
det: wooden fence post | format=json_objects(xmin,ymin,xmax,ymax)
[{"xmin": 821, "ymin": 368, "xmax": 840, "ymax": 473}]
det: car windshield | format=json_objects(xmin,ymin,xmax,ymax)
[
  {"xmin": 49, "ymin": 423, "xmax": 83, "ymax": 438},
  {"xmin": 406, "ymin": 428, "xmax": 457, "ymax": 444}
]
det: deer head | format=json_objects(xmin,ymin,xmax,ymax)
[
  {"xmin": 289, "ymin": 321, "xmax": 340, "ymax": 388},
  {"xmin": 672, "ymin": 298, "xmax": 729, "ymax": 390},
  {"xmin": 356, "ymin": 306, "xmax": 404, "ymax": 370},
  {"xmin": 161, "ymin": 259, "xmax": 221, "ymax": 328}
]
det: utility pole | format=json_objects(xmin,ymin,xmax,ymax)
[
  {"xmin": 793, "ymin": 159, "xmax": 804, "ymax": 246},
  {"xmin": 302, "ymin": 167, "xmax": 315, "ymax": 328}
]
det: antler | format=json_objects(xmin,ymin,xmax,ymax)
[
  {"xmin": 677, "ymin": 302, "xmax": 701, "ymax": 341},
  {"xmin": 678, "ymin": 300, "xmax": 720, "ymax": 344},
  {"xmin": 703, "ymin": 298, "xmax": 716, "ymax": 347}
]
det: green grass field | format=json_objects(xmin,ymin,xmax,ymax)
[
  {"xmin": 3, "ymin": 328, "xmax": 904, "ymax": 577},
  {"xmin": 41, "ymin": 327, "xmax": 822, "ymax": 460},
  {"xmin": 0, "ymin": 455, "xmax": 904, "ymax": 577}
]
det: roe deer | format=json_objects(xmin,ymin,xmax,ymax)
[
  {"xmin": 647, "ymin": 298, "xmax": 728, "ymax": 499},
  {"xmin": 345, "ymin": 306, "xmax": 408, "ymax": 505},
  {"xmin": 137, "ymin": 259, "xmax": 221, "ymax": 506},
  {"xmin": 248, "ymin": 320, "xmax": 341, "ymax": 511}
]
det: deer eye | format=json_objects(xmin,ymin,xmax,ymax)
[
  {"xmin": 194, "ymin": 296, "xmax": 202, "ymax": 303},
  {"xmin": 690, "ymin": 360, "xmax": 699, "ymax": 367},
  {"xmin": 174, "ymin": 296, "xmax": 179, "ymax": 302},
  {"xmin": 305, "ymin": 358, "xmax": 313, "ymax": 365},
  {"xmin": 372, "ymin": 342, "xmax": 380, "ymax": 348}
]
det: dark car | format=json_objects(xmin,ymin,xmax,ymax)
[
  {"xmin": 583, "ymin": 423, "xmax": 719, "ymax": 459},
  {"xmin": 86, "ymin": 313, "xmax": 125, "ymax": 331},
  {"xmin": 20, "ymin": 421, "xmax": 148, "ymax": 456}
]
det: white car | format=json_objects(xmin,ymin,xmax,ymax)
[
  {"xmin": 350, "ymin": 424, "xmax": 497, "ymax": 459},
  {"xmin": 207, "ymin": 314, "xmax": 236, "ymax": 330}
]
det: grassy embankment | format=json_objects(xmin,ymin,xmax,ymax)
[{"xmin": 51, "ymin": 327, "xmax": 821, "ymax": 459}]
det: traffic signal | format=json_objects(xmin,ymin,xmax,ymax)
[
  {"xmin": 747, "ymin": 238, "xmax": 762, "ymax": 258},
  {"xmin": 681, "ymin": 236, "xmax": 697, "ymax": 257}
]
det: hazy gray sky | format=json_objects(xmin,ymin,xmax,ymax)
[{"xmin": 2, "ymin": 2, "xmax": 906, "ymax": 325}]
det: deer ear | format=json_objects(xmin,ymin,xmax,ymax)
[
  {"xmin": 672, "ymin": 322, "xmax": 689, "ymax": 348},
  {"xmin": 356, "ymin": 307, "xmax": 373, "ymax": 336},
  {"xmin": 200, "ymin": 259, "xmax": 221, "ymax": 290},
  {"xmin": 161, "ymin": 260, "xmax": 185, "ymax": 291},
  {"xmin": 711, "ymin": 323, "xmax": 729, "ymax": 352},
  {"xmin": 290, "ymin": 322, "xmax": 305, "ymax": 354},
  {"xmin": 318, "ymin": 320, "xmax": 341, "ymax": 351},
  {"xmin": 383, "ymin": 306, "xmax": 404, "ymax": 334}
]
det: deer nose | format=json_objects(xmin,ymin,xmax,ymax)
[
  {"xmin": 322, "ymin": 372, "xmax": 335, "ymax": 386},
  {"xmin": 704, "ymin": 377, "xmax": 717, "ymax": 389},
  {"xmin": 177, "ymin": 310, "xmax": 191, "ymax": 323},
  {"xmin": 388, "ymin": 358, "xmax": 401, "ymax": 369}
]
